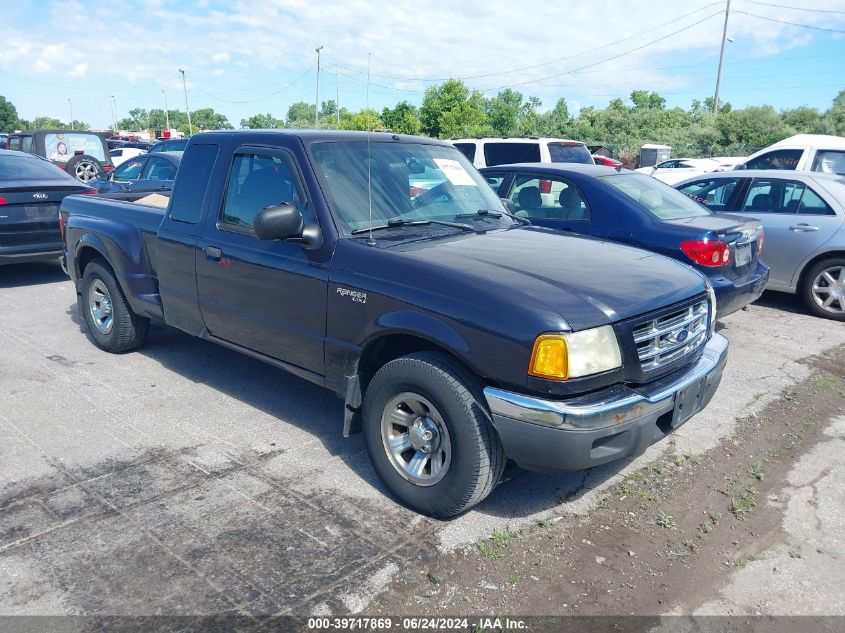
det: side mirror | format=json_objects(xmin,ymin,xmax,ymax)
[
  {"xmin": 500, "ymin": 198, "xmax": 517, "ymax": 214},
  {"xmin": 254, "ymin": 203, "xmax": 304, "ymax": 241}
]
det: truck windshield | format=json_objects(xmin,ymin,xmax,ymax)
[
  {"xmin": 310, "ymin": 140, "xmax": 515, "ymax": 236},
  {"xmin": 601, "ymin": 172, "xmax": 712, "ymax": 220}
]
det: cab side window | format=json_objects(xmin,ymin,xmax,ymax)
[
  {"xmin": 741, "ymin": 178, "xmax": 833, "ymax": 215},
  {"xmin": 220, "ymin": 151, "xmax": 306, "ymax": 232},
  {"xmin": 745, "ymin": 149, "xmax": 802, "ymax": 170}
]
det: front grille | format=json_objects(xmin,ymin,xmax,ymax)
[{"xmin": 632, "ymin": 299, "xmax": 709, "ymax": 373}]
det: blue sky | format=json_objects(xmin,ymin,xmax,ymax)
[{"xmin": 2, "ymin": 0, "xmax": 844, "ymax": 130}]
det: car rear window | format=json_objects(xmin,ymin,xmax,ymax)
[
  {"xmin": 0, "ymin": 155, "xmax": 71, "ymax": 180},
  {"xmin": 603, "ymin": 173, "xmax": 711, "ymax": 220},
  {"xmin": 547, "ymin": 142, "xmax": 594, "ymax": 164},
  {"xmin": 483, "ymin": 142, "xmax": 540, "ymax": 167}
]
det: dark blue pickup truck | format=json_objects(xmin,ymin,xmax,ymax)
[{"xmin": 61, "ymin": 130, "xmax": 728, "ymax": 518}]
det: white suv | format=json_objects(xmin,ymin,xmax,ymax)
[
  {"xmin": 450, "ymin": 137, "xmax": 595, "ymax": 168},
  {"xmin": 741, "ymin": 134, "xmax": 845, "ymax": 175}
]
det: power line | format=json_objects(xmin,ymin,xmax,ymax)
[
  {"xmin": 491, "ymin": 10, "xmax": 725, "ymax": 91},
  {"xmin": 737, "ymin": 0, "xmax": 845, "ymax": 14},
  {"xmin": 195, "ymin": 66, "xmax": 315, "ymax": 104},
  {"xmin": 326, "ymin": 1, "xmax": 724, "ymax": 83},
  {"xmin": 734, "ymin": 9, "xmax": 845, "ymax": 32}
]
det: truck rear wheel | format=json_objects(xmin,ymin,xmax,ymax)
[
  {"xmin": 363, "ymin": 351, "xmax": 505, "ymax": 518},
  {"xmin": 80, "ymin": 259, "xmax": 149, "ymax": 353}
]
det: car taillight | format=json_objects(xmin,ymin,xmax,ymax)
[
  {"xmin": 539, "ymin": 179, "xmax": 552, "ymax": 194},
  {"xmin": 757, "ymin": 229, "xmax": 765, "ymax": 254},
  {"xmin": 680, "ymin": 239, "xmax": 731, "ymax": 267},
  {"xmin": 102, "ymin": 165, "xmax": 113, "ymax": 172},
  {"xmin": 58, "ymin": 212, "xmax": 66, "ymax": 241},
  {"xmin": 82, "ymin": 189, "xmax": 98, "ymax": 195},
  {"xmin": 0, "ymin": 197, "xmax": 6, "ymax": 205}
]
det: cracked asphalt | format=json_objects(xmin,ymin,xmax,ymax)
[{"xmin": 2, "ymin": 261, "xmax": 845, "ymax": 616}]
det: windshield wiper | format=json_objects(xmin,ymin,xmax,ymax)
[
  {"xmin": 455, "ymin": 208, "xmax": 530, "ymax": 225},
  {"xmin": 351, "ymin": 217, "xmax": 474, "ymax": 235}
]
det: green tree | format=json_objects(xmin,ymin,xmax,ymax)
[
  {"xmin": 781, "ymin": 106, "xmax": 823, "ymax": 134},
  {"xmin": 716, "ymin": 105, "xmax": 792, "ymax": 148},
  {"xmin": 381, "ymin": 101, "xmax": 421, "ymax": 135},
  {"xmin": 30, "ymin": 116, "xmax": 64, "ymax": 129},
  {"xmin": 419, "ymin": 79, "xmax": 487, "ymax": 138},
  {"xmin": 487, "ymin": 89, "xmax": 524, "ymax": 135},
  {"xmin": 0, "ymin": 96, "xmax": 20, "ymax": 133},
  {"xmin": 240, "ymin": 113, "xmax": 285, "ymax": 129},
  {"xmin": 189, "ymin": 107, "xmax": 232, "ymax": 132},
  {"xmin": 340, "ymin": 108, "xmax": 383, "ymax": 131},
  {"xmin": 537, "ymin": 98, "xmax": 571, "ymax": 136},
  {"xmin": 630, "ymin": 90, "xmax": 666, "ymax": 110},
  {"xmin": 286, "ymin": 102, "xmax": 316, "ymax": 127}
]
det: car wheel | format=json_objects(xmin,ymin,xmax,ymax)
[
  {"xmin": 80, "ymin": 258, "xmax": 149, "ymax": 352},
  {"xmin": 363, "ymin": 351, "xmax": 506, "ymax": 518},
  {"xmin": 801, "ymin": 258, "xmax": 845, "ymax": 321},
  {"xmin": 65, "ymin": 155, "xmax": 103, "ymax": 184}
]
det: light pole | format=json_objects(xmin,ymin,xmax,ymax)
[
  {"xmin": 162, "ymin": 89, "xmax": 171, "ymax": 133},
  {"xmin": 336, "ymin": 66, "xmax": 340, "ymax": 126},
  {"xmin": 109, "ymin": 95, "xmax": 117, "ymax": 133},
  {"xmin": 67, "ymin": 98, "xmax": 73, "ymax": 130},
  {"xmin": 178, "ymin": 69, "xmax": 193, "ymax": 136},
  {"xmin": 315, "ymin": 45, "xmax": 323, "ymax": 127},
  {"xmin": 713, "ymin": 0, "xmax": 732, "ymax": 114}
]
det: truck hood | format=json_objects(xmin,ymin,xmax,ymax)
[{"xmin": 391, "ymin": 226, "xmax": 707, "ymax": 330}]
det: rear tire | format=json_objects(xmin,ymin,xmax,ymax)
[
  {"xmin": 80, "ymin": 258, "xmax": 149, "ymax": 352},
  {"xmin": 800, "ymin": 258, "xmax": 845, "ymax": 321},
  {"xmin": 363, "ymin": 351, "xmax": 505, "ymax": 518}
]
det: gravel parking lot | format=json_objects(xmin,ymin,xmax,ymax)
[{"xmin": 2, "ymin": 261, "xmax": 845, "ymax": 616}]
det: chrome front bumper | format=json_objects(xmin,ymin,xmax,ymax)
[{"xmin": 484, "ymin": 333, "xmax": 729, "ymax": 431}]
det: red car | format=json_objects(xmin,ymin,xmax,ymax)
[{"xmin": 592, "ymin": 154, "xmax": 623, "ymax": 167}]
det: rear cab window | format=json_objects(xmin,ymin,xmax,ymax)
[
  {"xmin": 483, "ymin": 142, "xmax": 540, "ymax": 167},
  {"xmin": 168, "ymin": 144, "xmax": 220, "ymax": 224}
]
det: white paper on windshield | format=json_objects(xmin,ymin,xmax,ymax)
[{"xmin": 433, "ymin": 158, "xmax": 477, "ymax": 186}]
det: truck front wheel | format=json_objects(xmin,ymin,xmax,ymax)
[
  {"xmin": 80, "ymin": 258, "xmax": 149, "ymax": 353},
  {"xmin": 363, "ymin": 352, "xmax": 506, "ymax": 518}
]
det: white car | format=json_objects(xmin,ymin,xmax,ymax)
[
  {"xmin": 635, "ymin": 158, "xmax": 730, "ymax": 185},
  {"xmin": 449, "ymin": 137, "xmax": 595, "ymax": 168},
  {"xmin": 740, "ymin": 134, "xmax": 845, "ymax": 174},
  {"xmin": 109, "ymin": 147, "xmax": 146, "ymax": 167}
]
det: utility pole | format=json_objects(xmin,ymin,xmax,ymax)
[
  {"xmin": 162, "ymin": 89, "xmax": 171, "ymax": 133},
  {"xmin": 67, "ymin": 98, "xmax": 73, "ymax": 130},
  {"xmin": 336, "ymin": 67, "xmax": 340, "ymax": 126},
  {"xmin": 713, "ymin": 0, "xmax": 731, "ymax": 114},
  {"xmin": 315, "ymin": 45, "xmax": 324, "ymax": 127},
  {"xmin": 109, "ymin": 95, "xmax": 117, "ymax": 133},
  {"xmin": 178, "ymin": 69, "xmax": 193, "ymax": 135}
]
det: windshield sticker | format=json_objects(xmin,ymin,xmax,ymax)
[{"xmin": 433, "ymin": 158, "xmax": 477, "ymax": 187}]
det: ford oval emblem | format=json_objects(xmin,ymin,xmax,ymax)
[
  {"xmin": 32, "ymin": 193, "xmax": 48, "ymax": 200},
  {"xmin": 669, "ymin": 329, "xmax": 689, "ymax": 344}
]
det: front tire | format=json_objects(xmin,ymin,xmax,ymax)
[
  {"xmin": 801, "ymin": 258, "xmax": 845, "ymax": 321},
  {"xmin": 80, "ymin": 259, "xmax": 149, "ymax": 352},
  {"xmin": 363, "ymin": 352, "xmax": 505, "ymax": 518}
]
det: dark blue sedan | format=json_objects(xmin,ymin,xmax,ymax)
[
  {"xmin": 481, "ymin": 163, "xmax": 769, "ymax": 317},
  {"xmin": 91, "ymin": 151, "xmax": 180, "ymax": 195}
]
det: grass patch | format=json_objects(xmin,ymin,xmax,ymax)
[
  {"xmin": 537, "ymin": 518, "xmax": 560, "ymax": 528},
  {"xmin": 656, "ymin": 511, "xmax": 677, "ymax": 529},
  {"xmin": 730, "ymin": 485, "xmax": 758, "ymax": 519},
  {"xmin": 816, "ymin": 372, "xmax": 838, "ymax": 390},
  {"xmin": 507, "ymin": 573, "xmax": 520, "ymax": 585},
  {"xmin": 747, "ymin": 462, "xmax": 765, "ymax": 480},
  {"xmin": 477, "ymin": 541, "xmax": 505, "ymax": 559}
]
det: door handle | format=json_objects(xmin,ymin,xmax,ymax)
[
  {"xmin": 789, "ymin": 224, "xmax": 819, "ymax": 232},
  {"xmin": 204, "ymin": 246, "xmax": 222, "ymax": 261}
]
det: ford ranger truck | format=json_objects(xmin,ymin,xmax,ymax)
[{"xmin": 61, "ymin": 130, "xmax": 728, "ymax": 518}]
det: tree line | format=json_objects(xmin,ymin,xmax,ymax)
[{"xmin": 2, "ymin": 80, "xmax": 844, "ymax": 161}]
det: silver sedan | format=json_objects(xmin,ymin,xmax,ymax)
[{"xmin": 675, "ymin": 170, "xmax": 845, "ymax": 321}]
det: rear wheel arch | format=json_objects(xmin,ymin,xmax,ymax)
[{"xmin": 795, "ymin": 250, "xmax": 845, "ymax": 290}]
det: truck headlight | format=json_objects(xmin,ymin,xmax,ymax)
[
  {"xmin": 706, "ymin": 284, "xmax": 717, "ymax": 334},
  {"xmin": 529, "ymin": 326, "xmax": 622, "ymax": 380}
]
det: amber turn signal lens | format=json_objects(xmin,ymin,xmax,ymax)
[{"xmin": 529, "ymin": 335, "xmax": 569, "ymax": 380}]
